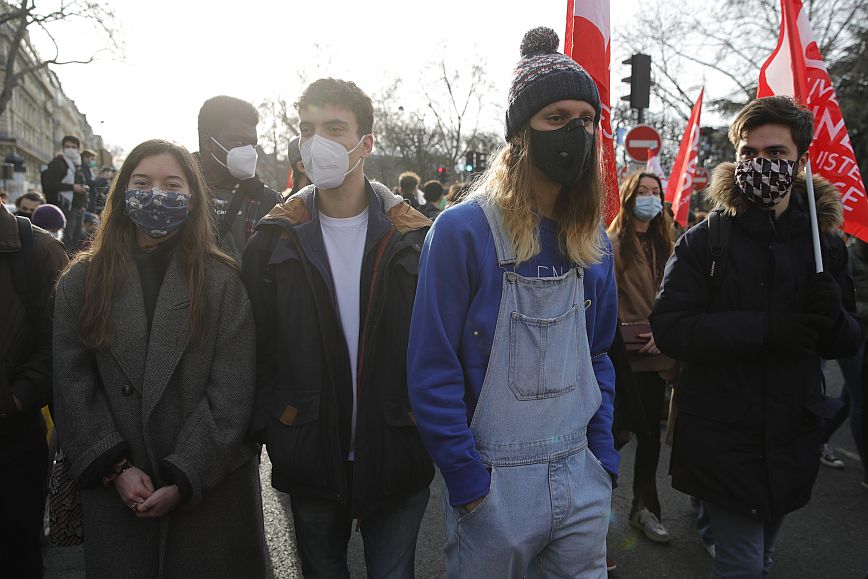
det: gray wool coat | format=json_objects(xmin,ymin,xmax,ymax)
[{"xmin": 53, "ymin": 255, "xmax": 267, "ymax": 579}]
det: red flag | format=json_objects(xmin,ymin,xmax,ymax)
[
  {"xmin": 564, "ymin": 0, "xmax": 619, "ymax": 222},
  {"xmin": 758, "ymin": 0, "xmax": 868, "ymax": 241},
  {"xmin": 665, "ymin": 89, "xmax": 704, "ymax": 228}
]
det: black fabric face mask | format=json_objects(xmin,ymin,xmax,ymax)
[{"xmin": 530, "ymin": 118, "xmax": 595, "ymax": 186}]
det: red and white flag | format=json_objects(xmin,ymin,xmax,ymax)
[
  {"xmin": 564, "ymin": 0, "xmax": 619, "ymax": 222},
  {"xmin": 665, "ymin": 88, "xmax": 704, "ymax": 228},
  {"xmin": 758, "ymin": 0, "xmax": 868, "ymax": 241}
]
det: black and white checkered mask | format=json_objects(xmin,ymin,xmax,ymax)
[{"xmin": 734, "ymin": 157, "xmax": 797, "ymax": 208}]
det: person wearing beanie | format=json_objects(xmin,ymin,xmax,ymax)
[
  {"xmin": 31, "ymin": 204, "xmax": 67, "ymax": 239},
  {"xmin": 408, "ymin": 26, "xmax": 617, "ymax": 578}
]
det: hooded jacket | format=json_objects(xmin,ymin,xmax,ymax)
[
  {"xmin": 241, "ymin": 180, "xmax": 435, "ymax": 517},
  {"xmin": 650, "ymin": 162, "xmax": 863, "ymax": 520}
]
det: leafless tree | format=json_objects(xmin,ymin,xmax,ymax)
[{"xmin": 0, "ymin": 0, "xmax": 120, "ymax": 119}]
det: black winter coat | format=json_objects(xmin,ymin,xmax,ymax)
[
  {"xmin": 40, "ymin": 155, "xmax": 85, "ymax": 208},
  {"xmin": 650, "ymin": 163, "xmax": 863, "ymax": 521},
  {"xmin": 241, "ymin": 180, "xmax": 435, "ymax": 517}
]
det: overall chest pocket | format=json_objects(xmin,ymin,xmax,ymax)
[{"xmin": 508, "ymin": 305, "xmax": 580, "ymax": 400}]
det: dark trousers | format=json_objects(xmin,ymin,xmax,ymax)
[
  {"xmin": 0, "ymin": 439, "xmax": 49, "ymax": 578},
  {"xmin": 630, "ymin": 371, "xmax": 667, "ymax": 518},
  {"xmin": 289, "ymin": 463, "xmax": 429, "ymax": 579}
]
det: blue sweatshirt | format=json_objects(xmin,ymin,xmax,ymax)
[{"xmin": 407, "ymin": 200, "xmax": 619, "ymax": 507}]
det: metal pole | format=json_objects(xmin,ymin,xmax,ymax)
[
  {"xmin": 804, "ymin": 159, "xmax": 824, "ymax": 273},
  {"xmin": 637, "ymin": 108, "xmax": 645, "ymax": 124}
]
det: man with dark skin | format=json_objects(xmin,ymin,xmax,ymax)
[{"xmin": 196, "ymin": 96, "xmax": 280, "ymax": 261}]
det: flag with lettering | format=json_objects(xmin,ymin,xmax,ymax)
[
  {"xmin": 758, "ymin": 0, "xmax": 868, "ymax": 241},
  {"xmin": 665, "ymin": 88, "xmax": 703, "ymax": 228},
  {"xmin": 564, "ymin": 0, "xmax": 619, "ymax": 222}
]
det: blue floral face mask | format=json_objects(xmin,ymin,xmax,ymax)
[{"xmin": 124, "ymin": 187, "xmax": 191, "ymax": 239}]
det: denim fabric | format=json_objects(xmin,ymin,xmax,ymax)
[
  {"xmin": 703, "ymin": 502, "xmax": 784, "ymax": 579},
  {"xmin": 290, "ymin": 473, "xmax": 429, "ymax": 579},
  {"xmin": 442, "ymin": 203, "xmax": 611, "ymax": 579},
  {"xmin": 691, "ymin": 495, "xmax": 715, "ymax": 546}
]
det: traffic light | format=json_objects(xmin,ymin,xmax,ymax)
[
  {"xmin": 465, "ymin": 151, "xmax": 474, "ymax": 173},
  {"xmin": 621, "ymin": 53, "xmax": 652, "ymax": 110},
  {"xmin": 475, "ymin": 152, "xmax": 488, "ymax": 173},
  {"xmin": 436, "ymin": 166, "xmax": 449, "ymax": 183}
]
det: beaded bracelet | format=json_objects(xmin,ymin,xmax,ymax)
[{"xmin": 102, "ymin": 458, "xmax": 133, "ymax": 487}]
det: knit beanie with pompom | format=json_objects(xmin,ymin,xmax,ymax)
[{"xmin": 505, "ymin": 26, "xmax": 601, "ymax": 141}]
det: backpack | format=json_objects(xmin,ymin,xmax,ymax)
[{"xmin": 8, "ymin": 216, "xmax": 37, "ymax": 314}]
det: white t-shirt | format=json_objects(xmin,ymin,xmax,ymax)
[{"xmin": 319, "ymin": 208, "xmax": 369, "ymax": 460}]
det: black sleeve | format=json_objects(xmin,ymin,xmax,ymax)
[
  {"xmin": 650, "ymin": 226, "xmax": 768, "ymax": 363},
  {"xmin": 9, "ymin": 234, "xmax": 69, "ymax": 413},
  {"xmin": 818, "ymin": 235, "xmax": 865, "ymax": 359},
  {"xmin": 240, "ymin": 230, "xmax": 279, "ymax": 442}
]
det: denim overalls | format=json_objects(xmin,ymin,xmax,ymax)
[{"xmin": 443, "ymin": 203, "xmax": 612, "ymax": 578}]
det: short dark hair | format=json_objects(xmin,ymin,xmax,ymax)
[
  {"xmin": 288, "ymin": 137, "xmax": 302, "ymax": 165},
  {"xmin": 729, "ymin": 96, "xmax": 814, "ymax": 156},
  {"xmin": 398, "ymin": 171, "xmax": 420, "ymax": 194},
  {"xmin": 15, "ymin": 191, "xmax": 45, "ymax": 207},
  {"xmin": 197, "ymin": 96, "xmax": 260, "ymax": 138},
  {"xmin": 295, "ymin": 78, "xmax": 374, "ymax": 137},
  {"xmin": 62, "ymin": 135, "xmax": 80, "ymax": 148},
  {"xmin": 422, "ymin": 180, "xmax": 445, "ymax": 203}
]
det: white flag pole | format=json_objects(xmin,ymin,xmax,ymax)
[{"xmin": 804, "ymin": 159, "xmax": 824, "ymax": 273}]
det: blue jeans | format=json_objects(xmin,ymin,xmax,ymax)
[
  {"xmin": 289, "ymin": 466, "xmax": 429, "ymax": 579},
  {"xmin": 691, "ymin": 496, "xmax": 714, "ymax": 545},
  {"xmin": 702, "ymin": 502, "xmax": 784, "ymax": 579}
]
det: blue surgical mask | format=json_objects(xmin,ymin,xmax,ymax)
[
  {"xmin": 125, "ymin": 187, "xmax": 190, "ymax": 239},
  {"xmin": 633, "ymin": 195, "xmax": 663, "ymax": 221}
]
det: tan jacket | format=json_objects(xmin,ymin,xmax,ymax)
[{"xmin": 607, "ymin": 229, "xmax": 677, "ymax": 374}]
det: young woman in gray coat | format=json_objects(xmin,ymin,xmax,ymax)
[{"xmin": 53, "ymin": 139, "xmax": 267, "ymax": 578}]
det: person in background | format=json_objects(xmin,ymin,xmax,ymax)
[
  {"xmin": 397, "ymin": 171, "xmax": 423, "ymax": 209},
  {"xmin": 14, "ymin": 191, "xmax": 45, "ymax": 218},
  {"xmin": 446, "ymin": 181, "xmax": 470, "ymax": 206},
  {"xmin": 408, "ymin": 27, "xmax": 617, "ymax": 578},
  {"xmin": 242, "ymin": 78, "xmax": 434, "ymax": 578},
  {"xmin": 651, "ymin": 96, "xmax": 863, "ymax": 578},
  {"xmin": 196, "ymin": 96, "xmax": 280, "ymax": 261},
  {"xmin": 607, "ymin": 170, "xmax": 676, "ymax": 544},
  {"xmin": 286, "ymin": 136, "xmax": 311, "ymax": 198},
  {"xmin": 0, "ymin": 201, "xmax": 68, "ymax": 578},
  {"xmin": 52, "ymin": 139, "xmax": 267, "ymax": 578},
  {"xmin": 31, "ymin": 204, "xmax": 67, "ymax": 242},
  {"xmin": 419, "ymin": 179, "xmax": 446, "ymax": 219},
  {"xmin": 40, "ymin": 135, "xmax": 88, "ymax": 250}
]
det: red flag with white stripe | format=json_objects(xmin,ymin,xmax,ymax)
[
  {"xmin": 564, "ymin": 0, "xmax": 619, "ymax": 222},
  {"xmin": 665, "ymin": 88, "xmax": 703, "ymax": 228},
  {"xmin": 758, "ymin": 0, "xmax": 868, "ymax": 241}
]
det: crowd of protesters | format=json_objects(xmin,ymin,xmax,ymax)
[{"xmin": 1, "ymin": 24, "xmax": 867, "ymax": 579}]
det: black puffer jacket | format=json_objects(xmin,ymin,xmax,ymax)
[
  {"xmin": 241, "ymin": 180, "xmax": 434, "ymax": 517},
  {"xmin": 650, "ymin": 163, "xmax": 863, "ymax": 521}
]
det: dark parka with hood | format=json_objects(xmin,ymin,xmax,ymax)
[
  {"xmin": 650, "ymin": 162, "xmax": 863, "ymax": 521},
  {"xmin": 241, "ymin": 180, "xmax": 435, "ymax": 518}
]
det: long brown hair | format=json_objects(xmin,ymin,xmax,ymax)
[
  {"xmin": 67, "ymin": 139, "xmax": 235, "ymax": 350},
  {"xmin": 470, "ymin": 126, "xmax": 606, "ymax": 266},
  {"xmin": 607, "ymin": 171, "xmax": 674, "ymax": 274}
]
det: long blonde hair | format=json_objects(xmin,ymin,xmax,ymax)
[{"xmin": 469, "ymin": 126, "xmax": 607, "ymax": 266}]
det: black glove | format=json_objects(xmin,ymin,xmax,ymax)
[
  {"xmin": 804, "ymin": 272, "xmax": 842, "ymax": 321},
  {"xmin": 767, "ymin": 312, "xmax": 835, "ymax": 356}
]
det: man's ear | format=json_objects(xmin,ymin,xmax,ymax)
[
  {"xmin": 361, "ymin": 134, "xmax": 375, "ymax": 159},
  {"xmin": 797, "ymin": 151, "xmax": 810, "ymax": 174}
]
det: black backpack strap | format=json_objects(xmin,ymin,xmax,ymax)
[
  {"xmin": 707, "ymin": 209, "xmax": 731, "ymax": 295},
  {"xmin": 9, "ymin": 216, "xmax": 38, "ymax": 315}
]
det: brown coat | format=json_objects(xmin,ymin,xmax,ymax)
[{"xmin": 607, "ymin": 229, "xmax": 676, "ymax": 374}]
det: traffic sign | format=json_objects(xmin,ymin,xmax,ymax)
[
  {"xmin": 693, "ymin": 166, "xmax": 709, "ymax": 191},
  {"xmin": 625, "ymin": 124, "xmax": 662, "ymax": 162}
]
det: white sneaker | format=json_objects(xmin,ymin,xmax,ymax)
[
  {"xmin": 629, "ymin": 507, "xmax": 671, "ymax": 543},
  {"xmin": 820, "ymin": 443, "xmax": 845, "ymax": 469}
]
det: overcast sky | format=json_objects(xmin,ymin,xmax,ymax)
[{"xmin": 33, "ymin": 0, "xmax": 645, "ymax": 158}]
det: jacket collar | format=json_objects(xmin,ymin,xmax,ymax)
[
  {"xmin": 0, "ymin": 204, "xmax": 21, "ymax": 252},
  {"xmin": 707, "ymin": 161, "xmax": 843, "ymax": 236}
]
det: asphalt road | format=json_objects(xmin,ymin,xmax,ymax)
[{"xmin": 45, "ymin": 363, "xmax": 867, "ymax": 578}]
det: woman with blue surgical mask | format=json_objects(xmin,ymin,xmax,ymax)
[
  {"xmin": 606, "ymin": 171, "xmax": 677, "ymax": 545},
  {"xmin": 52, "ymin": 139, "xmax": 267, "ymax": 577}
]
